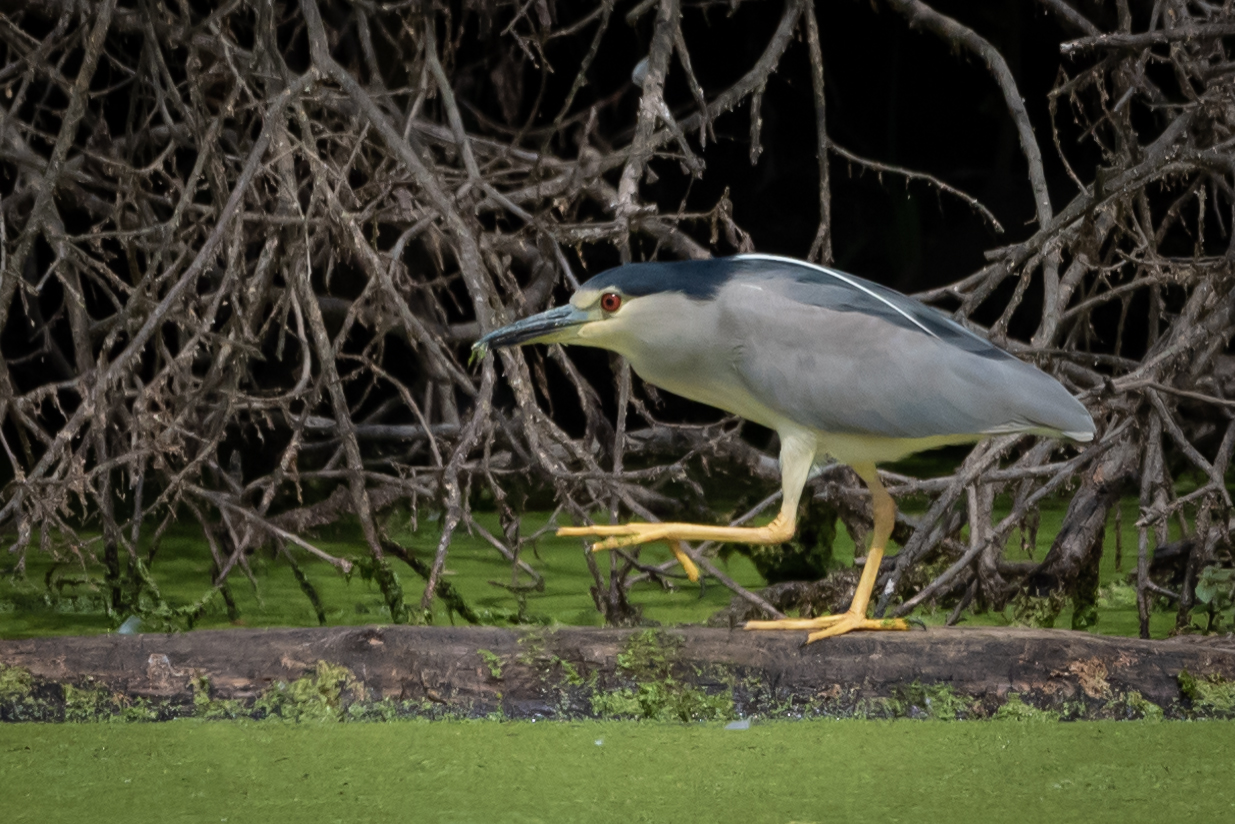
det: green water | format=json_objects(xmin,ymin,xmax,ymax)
[
  {"xmin": 0, "ymin": 511, "xmax": 768, "ymax": 637},
  {"xmin": 1, "ymin": 719, "xmax": 1229, "ymax": 823},
  {"xmin": 0, "ymin": 494, "xmax": 1185, "ymax": 639}
]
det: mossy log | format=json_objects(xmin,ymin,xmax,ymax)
[{"xmin": 3, "ymin": 627, "xmax": 1235, "ymax": 721}]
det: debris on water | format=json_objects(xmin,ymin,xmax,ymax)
[
  {"xmin": 724, "ymin": 719, "xmax": 751, "ymax": 730},
  {"xmin": 118, "ymin": 616, "xmax": 141, "ymax": 635},
  {"xmin": 594, "ymin": 739, "xmax": 604, "ymax": 746}
]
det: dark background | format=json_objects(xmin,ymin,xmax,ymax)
[{"xmin": 487, "ymin": 0, "xmax": 1110, "ymax": 309}]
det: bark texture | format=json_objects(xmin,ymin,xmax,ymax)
[{"xmin": 3, "ymin": 626, "xmax": 1235, "ymax": 720}]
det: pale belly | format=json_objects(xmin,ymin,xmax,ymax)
[{"xmin": 632, "ymin": 361, "xmax": 983, "ymax": 467}]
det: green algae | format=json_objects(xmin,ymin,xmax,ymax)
[
  {"xmin": 0, "ymin": 513, "xmax": 767, "ymax": 639},
  {"xmin": 1178, "ymin": 670, "xmax": 1235, "ymax": 717},
  {"xmin": 1118, "ymin": 690, "xmax": 1165, "ymax": 721},
  {"xmin": 62, "ymin": 684, "xmax": 159, "ymax": 723},
  {"xmin": 192, "ymin": 676, "xmax": 246, "ymax": 721},
  {"xmin": 591, "ymin": 629, "xmax": 734, "ymax": 722},
  {"xmin": 0, "ymin": 643, "xmax": 1219, "ymax": 725},
  {"xmin": 994, "ymin": 692, "xmax": 1060, "ymax": 722},
  {"xmin": 886, "ymin": 682, "xmax": 976, "ymax": 720},
  {"xmin": 477, "ymin": 649, "xmax": 504, "ymax": 680},
  {"xmin": 0, "ymin": 491, "xmax": 1203, "ymax": 642},
  {"xmin": 252, "ymin": 661, "xmax": 360, "ymax": 722},
  {"xmin": 1, "ymin": 720, "xmax": 1232, "ymax": 823},
  {"xmin": 0, "ymin": 487, "xmax": 1213, "ymax": 687},
  {"xmin": 0, "ymin": 662, "xmax": 33, "ymax": 702}
]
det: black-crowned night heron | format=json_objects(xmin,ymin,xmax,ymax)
[{"xmin": 473, "ymin": 254, "xmax": 1095, "ymax": 641}]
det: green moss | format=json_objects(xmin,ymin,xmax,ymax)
[
  {"xmin": 590, "ymin": 689, "xmax": 644, "ymax": 718},
  {"xmin": 994, "ymin": 693, "xmax": 1059, "ymax": 722},
  {"xmin": 477, "ymin": 649, "xmax": 503, "ymax": 680},
  {"xmin": 556, "ymin": 657, "xmax": 585, "ymax": 686},
  {"xmin": 614, "ymin": 628, "xmax": 681, "ymax": 678},
  {"xmin": 1178, "ymin": 670, "xmax": 1235, "ymax": 716},
  {"xmin": 61, "ymin": 683, "xmax": 157, "ymax": 722},
  {"xmin": 0, "ymin": 662, "xmax": 33, "ymax": 702},
  {"xmin": 515, "ymin": 630, "xmax": 547, "ymax": 664},
  {"xmin": 192, "ymin": 676, "xmax": 245, "ymax": 720},
  {"xmin": 62, "ymin": 684, "xmax": 112, "ymax": 722},
  {"xmin": 118, "ymin": 699, "xmax": 160, "ymax": 722},
  {"xmin": 0, "ymin": 664, "xmax": 56, "ymax": 721},
  {"xmin": 887, "ymin": 682, "xmax": 974, "ymax": 720},
  {"xmin": 516, "ymin": 630, "xmax": 589, "ymax": 688},
  {"xmin": 1119, "ymin": 690, "xmax": 1164, "ymax": 721},
  {"xmin": 254, "ymin": 661, "xmax": 359, "ymax": 722},
  {"xmin": 190, "ymin": 663, "xmax": 366, "ymax": 722},
  {"xmin": 591, "ymin": 629, "xmax": 734, "ymax": 722}
]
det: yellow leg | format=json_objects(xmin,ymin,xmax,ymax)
[
  {"xmin": 744, "ymin": 462, "xmax": 910, "ymax": 642},
  {"xmin": 558, "ymin": 511, "xmax": 796, "ymax": 550},
  {"xmin": 559, "ymin": 432, "xmax": 816, "ymax": 583}
]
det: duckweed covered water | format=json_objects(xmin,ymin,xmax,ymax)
[
  {"xmin": 1, "ymin": 719, "xmax": 1231, "ymax": 823},
  {"xmin": 0, "ymin": 512, "xmax": 768, "ymax": 637},
  {"xmin": 0, "ymin": 495, "xmax": 1185, "ymax": 639}
]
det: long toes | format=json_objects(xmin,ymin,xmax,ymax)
[
  {"xmin": 804, "ymin": 617, "xmax": 912, "ymax": 643},
  {"xmin": 744, "ymin": 619, "xmax": 812, "ymax": 632},
  {"xmin": 667, "ymin": 541, "xmax": 700, "ymax": 583},
  {"xmin": 744, "ymin": 614, "xmax": 848, "ymax": 632},
  {"xmin": 805, "ymin": 622, "xmax": 858, "ymax": 643},
  {"xmin": 557, "ymin": 525, "xmax": 636, "ymax": 538},
  {"xmin": 590, "ymin": 531, "xmax": 669, "ymax": 551}
]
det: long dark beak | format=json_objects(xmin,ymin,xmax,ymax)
[{"xmin": 471, "ymin": 304, "xmax": 591, "ymax": 359}]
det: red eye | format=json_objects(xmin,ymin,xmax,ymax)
[{"xmin": 600, "ymin": 292, "xmax": 622, "ymax": 312}]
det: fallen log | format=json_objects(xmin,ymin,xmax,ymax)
[{"xmin": 3, "ymin": 626, "xmax": 1234, "ymax": 721}]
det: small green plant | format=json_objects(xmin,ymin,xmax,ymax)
[
  {"xmin": 993, "ymin": 693, "xmax": 1058, "ymax": 722},
  {"xmin": 1178, "ymin": 670, "xmax": 1235, "ymax": 716},
  {"xmin": 192, "ymin": 676, "xmax": 245, "ymax": 720},
  {"xmin": 254, "ymin": 661, "xmax": 359, "ymax": 722},
  {"xmin": 0, "ymin": 663, "xmax": 44, "ymax": 721},
  {"xmin": 61, "ymin": 683, "xmax": 156, "ymax": 722},
  {"xmin": 478, "ymin": 649, "xmax": 504, "ymax": 680},
  {"xmin": 592, "ymin": 630, "xmax": 734, "ymax": 722},
  {"xmin": 1193, "ymin": 566, "xmax": 1235, "ymax": 633},
  {"xmin": 550, "ymin": 655, "xmax": 585, "ymax": 686},
  {"xmin": 0, "ymin": 662, "xmax": 33, "ymax": 703},
  {"xmin": 1118, "ymin": 690, "xmax": 1164, "ymax": 721},
  {"xmin": 888, "ymin": 682, "xmax": 974, "ymax": 720},
  {"xmin": 62, "ymin": 684, "xmax": 112, "ymax": 722}
]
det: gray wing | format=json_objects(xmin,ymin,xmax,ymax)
[{"xmin": 718, "ymin": 261, "xmax": 1094, "ymax": 440}]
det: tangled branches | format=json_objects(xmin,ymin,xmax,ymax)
[{"xmin": 0, "ymin": 0, "xmax": 1230, "ymax": 635}]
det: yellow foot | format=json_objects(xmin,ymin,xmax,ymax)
[
  {"xmin": 744, "ymin": 612, "xmax": 911, "ymax": 643},
  {"xmin": 557, "ymin": 521, "xmax": 672, "ymax": 551},
  {"xmin": 556, "ymin": 524, "xmax": 701, "ymax": 582},
  {"xmin": 556, "ymin": 515, "xmax": 792, "ymax": 552}
]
